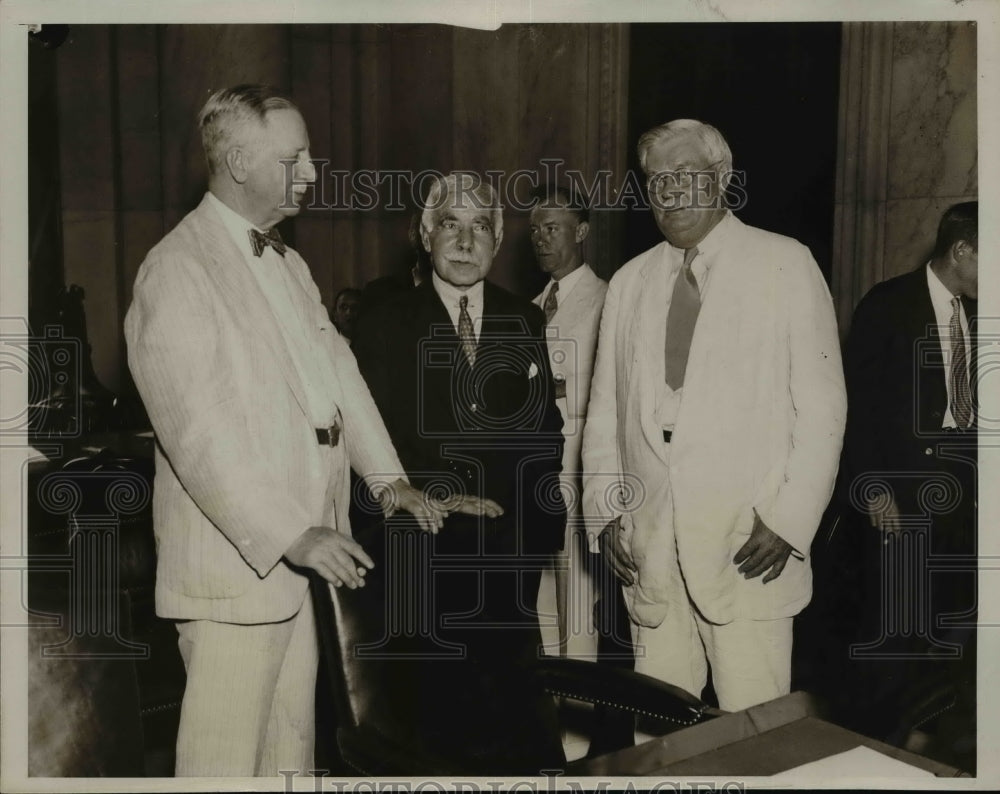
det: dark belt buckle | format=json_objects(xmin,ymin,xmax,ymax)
[{"xmin": 316, "ymin": 424, "xmax": 340, "ymax": 448}]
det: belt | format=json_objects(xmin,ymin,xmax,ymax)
[
  {"xmin": 316, "ymin": 424, "xmax": 341, "ymax": 447},
  {"xmin": 662, "ymin": 429, "xmax": 672, "ymax": 443}
]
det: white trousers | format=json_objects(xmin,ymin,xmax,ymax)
[
  {"xmin": 631, "ymin": 604, "xmax": 793, "ymax": 712},
  {"xmin": 538, "ymin": 528, "xmax": 599, "ymax": 660},
  {"xmin": 174, "ymin": 596, "xmax": 318, "ymax": 776}
]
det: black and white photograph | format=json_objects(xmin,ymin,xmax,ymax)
[{"xmin": 0, "ymin": 0, "xmax": 996, "ymax": 790}]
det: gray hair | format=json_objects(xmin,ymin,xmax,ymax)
[
  {"xmin": 420, "ymin": 172, "xmax": 504, "ymax": 247},
  {"xmin": 198, "ymin": 84, "xmax": 298, "ymax": 176},
  {"xmin": 637, "ymin": 119, "xmax": 733, "ymax": 190}
]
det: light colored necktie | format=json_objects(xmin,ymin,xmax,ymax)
[
  {"xmin": 949, "ymin": 296, "xmax": 973, "ymax": 428},
  {"xmin": 458, "ymin": 294, "xmax": 477, "ymax": 368},
  {"xmin": 664, "ymin": 247, "xmax": 701, "ymax": 390},
  {"xmin": 543, "ymin": 280, "xmax": 559, "ymax": 323}
]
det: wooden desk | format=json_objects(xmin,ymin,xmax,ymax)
[{"xmin": 576, "ymin": 692, "xmax": 967, "ymax": 778}]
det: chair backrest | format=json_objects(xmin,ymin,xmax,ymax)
[
  {"xmin": 308, "ymin": 518, "xmax": 567, "ymax": 775},
  {"xmin": 308, "ymin": 519, "xmax": 431, "ymax": 752}
]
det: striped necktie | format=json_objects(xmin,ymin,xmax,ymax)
[
  {"xmin": 949, "ymin": 296, "xmax": 973, "ymax": 428},
  {"xmin": 543, "ymin": 281, "xmax": 559, "ymax": 323},
  {"xmin": 458, "ymin": 295, "xmax": 477, "ymax": 368}
]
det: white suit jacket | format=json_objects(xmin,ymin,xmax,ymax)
[
  {"xmin": 125, "ymin": 195, "xmax": 404, "ymax": 624},
  {"xmin": 533, "ymin": 264, "xmax": 608, "ymax": 467},
  {"xmin": 582, "ymin": 215, "xmax": 846, "ymax": 624}
]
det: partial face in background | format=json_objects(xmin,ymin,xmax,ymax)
[
  {"xmin": 644, "ymin": 133, "xmax": 726, "ymax": 250},
  {"xmin": 529, "ymin": 203, "xmax": 589, "ymax": 281},
  {"xmin": 951, "ymin": 239, "xmax": 979, "ymax": 300},
  {"xmin": 333, "ymin": 291, "xmax": 362, "ymax": 338},
  {"xmin": 238, "ymin": 108, "xmax": 316, "ymax": 229},
  {"xmin": 422, "ymin": 204, "xmax": 498, "ymax": 289}
]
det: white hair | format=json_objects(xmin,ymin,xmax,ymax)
[
  {"xmin": 420, "ymin": 172, "xmax": 504, "ymax": 246},
  {"xmin": 198, "ymin": 84, "xmax": 298, "ymax": 176},
  {"xmin": 637, "ymin": 119, "xmax": 733, "ymax": 190}
]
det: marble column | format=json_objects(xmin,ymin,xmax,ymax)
[{"xmin": 832, "ymin": 21, "xmax": 977, "ymax": 336}]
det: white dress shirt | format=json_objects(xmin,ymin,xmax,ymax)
[
  {"xmin": 646, "ymin": 212, "xmax": 734, "ymax": 430},
  {"xmin": 539, "ymin": 262, "xmax": 591, "ymax": 314},
  {"xmin": 207, "ymin": 192, "xmax": 338, "ymax": 428},
  {"xmin": 432, "ymin": 271, "xmax": 484, "ymax": 341},
  {"xmin": 926, "ymin": 262, "xmax": 971, "ymax": 429}
]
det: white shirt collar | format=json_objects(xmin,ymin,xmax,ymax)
[
  {"xmin": 926, "ymin": 261, "xmax": 963, "ymax": 320},
  {"xmin": 206, "ymin": 191, "xmax": 270, "ymax": 262},
  {"xmin": 671, "ymin": 209, "xmax": 735, "ymax": 266},
  {"xmin": 545, "ymin": 263, "xmax": 589, "ymax": 304},
  {"xmin": 431, "ymin": 271, "xmax": 485, "ymax": 308}
]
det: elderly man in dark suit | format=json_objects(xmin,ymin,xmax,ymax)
[
  {"xmin": 840, "ymin": 200, "xmax": 978, "ymax": 768},
  {"xmin": 352, "ymin": 172, "xmax": 567, "ymax": 771}
]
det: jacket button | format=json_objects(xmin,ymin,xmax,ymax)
[
  {"xmin": 470, "ymin": 403, "xmax": 478, "ymax": 412},
  {"xmin": 925, "ymin": 447, "xmax": 933, "ymax": 456}
]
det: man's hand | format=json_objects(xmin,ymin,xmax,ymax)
[
  {"xmin": 865, "ymin": 493, "xmax": 901, "ymax": 534},
  {"xmin": 435, "ymin": 494, "xmax": 505, "ymax": 519},
  {"xmin": 598, "ymin": 516, "xmax": 637, "ymax": 586},
  {"xmin": 376, "ymin": 478, "xmax": 448, "ymax": 534},
  {"xmin": 733, "ymin": 513, "xmax": 794, "ymax": 584},
  {"xmin": 284, "ymin": 526, "xmax": 375, "ymax": 588}
]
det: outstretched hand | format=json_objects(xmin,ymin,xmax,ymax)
[
  {"xmin": 435, "ymin": 493, "xmax": 505, "ymax": 519},
  {"xmin": 733, "ymin": 512, "xmax": 794, "ymax": 584},
  {"xmin": 376, "ymin": 478, "xmax": 448, "ymax": 534}
]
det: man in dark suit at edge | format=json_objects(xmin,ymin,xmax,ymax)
[{"xmin": 840, "ymin": 201, "xmax": 978, "ymax": 770}]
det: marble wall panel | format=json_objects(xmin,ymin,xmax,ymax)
[{"xmin": 888, "ymin": 21, "xmax": 977, "ymax": 201}]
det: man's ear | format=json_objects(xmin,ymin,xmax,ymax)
[
  {"xmin": 225, "ymin": 147, "xmax": 250, "ymax": 184},
  {"xmin": 953, "ymin": 238, "xmax": 975, "ymax": 262},
  {"xmin": 420, "ymin": 224, "xmax": 432, "ymax": 253},
  {"xmin": 575, "ymin": 221, "xmax": 590, "ymax": 245}
]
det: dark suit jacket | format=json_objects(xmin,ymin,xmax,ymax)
[
  {"xmin": 351, "ymin": 278, "xmax": 568, "ymax": 769},
  {"xmin": 834, "ymin": 265, "xmax": 978, "ymax": 748},
  {"xmin": 354, "ymin": 278, "xmax": 566, "ymax": 557},
  {"xmin": 842, "ymin": 265, "xmax": 977, "ymax": 513}
]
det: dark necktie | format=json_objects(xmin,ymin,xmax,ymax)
[
  {"xmin": 949, "ymin": 296, "xmax": 973, "ymax": 428},
  {"xmin": 248, "ymin": 227, "xmax": 287, "ymax": 258},
  {"xmin": 543, "ymin": 280, "xmax": 559, "ymax": 323},
  {"xmin": 458, "ymin": 295, "xmax": 477, "ymax": 367},
  {"xmin": 664, "ymin": 247, "xmax": 701, "ymax": 390}
]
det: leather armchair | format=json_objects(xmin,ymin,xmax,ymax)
[
  {"xmin": 309, "ymin": 519, "xmax": 719, "ymax": 776},
  {"xmin": 27, "ymin": 446, "xmax": 185, "ymax": 776}
]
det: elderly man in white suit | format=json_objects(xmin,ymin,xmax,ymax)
[
  {"xmin": 125, "ymin": 85, "xmax": 443, "ymax": 776},
  {"xmin": 530, "ymin": 184, "xmax": 608, "ymax": 660},
  {"xmin": 582, "ymin": 119, "xmax": 846, "ymax": 712}
]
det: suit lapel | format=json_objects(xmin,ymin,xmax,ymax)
[
  {"xmin": 411, "ymin": 281, "xmax": 466, "ymax": 410},
  {"xmin": 963, "ymin": 295, "xmax": 978, "ymax": 413},
  {"xmin": 909, "ymin": 269, "xmax": 948, "ymax": 429},
  {"xmin": 550, "ymin": 267, "xmax": 596, "ymax": 334},
  {"xmin": 190, "ymin": 196, "xmax": 311, "ymax": 422},
  {"xmin": 632, "ymin": 247, "xmax": 673, "ymax": 466}
]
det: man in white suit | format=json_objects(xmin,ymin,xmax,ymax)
[
  {"xmin": 530, "ymin": 185, "xmax": 607, "ymax": 660},
  {"xmin": 125, "ymin": 85, "xmax": 442, "ymax": 776},
  {"xmin": 582, "ymin": 119, "xmax": 846, "ymax": 712}
]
